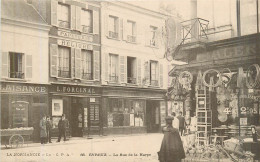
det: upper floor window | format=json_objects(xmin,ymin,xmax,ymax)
[
  {"xmin": 9, "ymin": 53, "xmax": 24, "ymax": 79},
  {"xmin": 58, "ymin": 46, "xmax": 70, "ymax": 78},
  {"xmin": 150, "ymin": 61, "xmax": 158, "ymax": 86},
  {"xmin": 109, "ymin": 54, "xmax": 118, "ymax": 82},
  {"xmin": 149, "ymin": 26, "xmax": 157, "ymax": 47},
  {"xmin": 127, "ymin": 20, "xmax": 136, "ymax": 43},
  {"xmin": 81, "ymin": 50, "xmax": 93, "ymax": 80},
  {"xmin": 108, "ymin": 16, "xmax": 119, "ymax": 39},
  {"xmin": 58, "ymin": 3, "xmax": 70, "ymax": 28},
  {"xmin": 81, "ymin": 9, "xmax": 93, "ymax": 33},
  {"xmin": 127, "ymin": 57, "xmax": 137, "ymax": 84}
]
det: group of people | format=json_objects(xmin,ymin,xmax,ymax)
[
  {"xmin": 158, "ymin": 112, "xmax": 187, "ymax": 162},
  {"xmin": 39, "ymin": 114, "xmax": 68, "ymax": 144}
]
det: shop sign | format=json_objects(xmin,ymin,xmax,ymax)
[
  {"xmin": 0, "ymin": 83, "xmax": 47, "ymax": 93},
  {"xmin": 58, "ymin": 31, "xmax": 93, "ymax": 42},
  {"xmin": 240, "ymin": 118, "xmax": 247, "ymax": 126},
  {"xmin": 57, "ymin": 39, "xmax": 93, "ymax": 50},
  {"xmin": 51, "ymin": 85, "xmax": 100, "ymax": 94}
]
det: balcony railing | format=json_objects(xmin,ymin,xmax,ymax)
[
  {"xmin": 127, "ymin": 77, "xmax": 136, "ymax": 84},
  {"xmin": 82, "ymin": 72, "xmax": 92, "ymax": 80},
  {"xmin": 10, "ymin": 72, "xmax": 24, "ymax": 79},
  {"xmin": 151, "ymin": 80, "xmax": 159, "ymax": 86},
  {"xmin": 181, "ymin": 18, "xmax": 209, "ymax": 44},
  {"xmin": 109, "ymin": 31, "xmax": 118, "ymax": 39},
  {"xmin": 82, "ymin": 25, "xmax": 93, "ymax": 33},
  {"xmin": 109, "ymin": 75, "xmax": 118, "ymax": 83},
  {"xmin": 58, "ymin": 20, "xmax": 70, "ymax": 29},
  {"xmin": 58, "ymin": 67, "xmax": 70, "ymax": 78},
  {"xmin": 127, "ymin": 35, "xmax": 136, "ymax": 43}
]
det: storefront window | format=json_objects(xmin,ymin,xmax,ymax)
[{"xmin": 107, "ymin": 98, "xmax": 145, "ymax": 127}]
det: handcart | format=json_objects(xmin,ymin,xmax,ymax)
[{"xmin": 0, "ymin": 127, "xmax": 34, "ymax": 148}]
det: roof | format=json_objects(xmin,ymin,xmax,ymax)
[{"xmin": 1, "ymin": 0, "xmax": 47, "ymax": 25}]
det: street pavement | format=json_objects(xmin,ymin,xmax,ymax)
[{"xmin": 0, "ymin": 133, "xmax": 166, "ymax": 162}]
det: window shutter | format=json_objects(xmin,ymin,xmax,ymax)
[
  {"xmin": 93, "ymin": 51, "xmax": 100, "ymax": 81},
  {"xmin": 50, "ymin": 44, "xmax": 58, "ymax": 77},
  {"xmin": 71, "ymin": 5, "xmax": 76, "ymax": 30},
  {"xmin": 143, "ymin": 60, "xmax": 150, "ymax": 85},
  {"xmin": 75, "ymin": 48, "xmax": 82, "ymax": 79},
  {"xmin": 1, "ymin": 51, "xmax": 9, "ymax": 78},
  {"xmin": 93, "ymin": 10, "xmax": 99, "ymax": 35},
  {"xmin": 159, "ymin": 63, "xmax": 163, "ymax": 88},
  {"xmin": 137, "ymin": 58, "xmax": 141, "ymax": 85},
  {"xmin": 51, "ymin": 0, "xmax": 58, "ymax": 26},
  {"xmin": 145, "ymin": 26, "xmax": 150, "ymax": 46},
  {"xmin": 102, "ymin": 52, "xmax": 109, "ymax": 83},
  {"xmin": 25, "ymin": 54, "xmax": 32, "ymax": 79},
  {"xmin": 105, "ymin": 14, "xmax": 109, "ymax": 37},
  {"xmin": 71, "ymin": 48, "xmax": 75, "ymax": 78},
  {"xmin": 119, "ymin": 55, "xmax": 126, "ymax": 83},
  {"xmin": 119, "ymin": 18, "xmax": 124, "ymax": 40},
  {"xmin": 76, "ymin": 6, "xmax": 81, "ymax": 31},
  {"xmin": 122, "ymin": 19, "xmax": 128, "ymax": 40}
]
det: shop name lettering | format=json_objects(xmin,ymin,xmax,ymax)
[
  {"xmin": 0, "ymin": 85, "xmax": 46, "ymax": 93},
  {"xmin": 58, "ymin": 31, "xmax": 93, "ymax": 42},
  {"xmin": 57, "ymin": 39, "xmax": 93, "ymax": 50},
  {"xmin": 56, "ymin": 86, "xmax": 96, "ymax": 94}
]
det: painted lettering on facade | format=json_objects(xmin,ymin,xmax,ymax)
[
  {"xmin": 57, "ymin": 39, "xmax": 93, "ymax": 50},
  {"xmin": 58, "ymin": 31, "xmax": 93, "ymax": 42},
  {"xmin": 54, "ymin": 85, "xmax": 98, "ymax": 94},
  {"xmin": 0, "ymin": 84, "xmax": 47, "ymax": 93}
]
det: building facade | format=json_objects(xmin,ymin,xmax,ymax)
[
  {"xmin": 168, "ymin": 0, "xmax": 260, "ymax": 148},
  {"xmin": 32, "ymin": 0, "xmax": 102, "ymax": 137},
  {"xmin": 0, "ymin": 0, "xmax": 50, "ymax": 141},
  {"xmin": 100, "ymin": 2, "xmax": 168, "ymax": 134}
]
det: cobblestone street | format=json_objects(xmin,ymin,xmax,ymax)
[{"xmin": 1, "ymin": 133, "xmax": 166, "ymax": 162}]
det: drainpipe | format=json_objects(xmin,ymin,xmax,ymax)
[{"xmin": 237, "ymin": 0, "xmax": 241, "ymax": 36}]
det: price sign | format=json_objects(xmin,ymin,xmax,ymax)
[
  {"xmin": 240, "ymin": 118, "xmax": 247, "ymax": 126},
  {"xmin": 223, "ymin": 108, "xmax": 232, "ymax": 114},
  {"xmin": 240, "ymin": 107, "xmax": 247, "ymax": 114}
]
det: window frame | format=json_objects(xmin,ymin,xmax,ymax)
[
  {"xmin": 57, "ymin": 3, "xmax": 70, "ymax": 29},
  {"xmin": 149, "ymin": 26, "xmax": 158, "ymax": 47},
  {"xmin": 58, "ymin": 46, "xmax": 71, "ymax": 78},
  {"xmin": 108, "ymin": 15, "xmax": 119, "ymax": 39},
  {"xmin": 9, "ymin": 52, "xmax": 24, "ymax": 79},
  {"xmin": 81, "ymin": 9, "xmax": 93, "ymax": 33},
  {"xmin": 150, "ymin": 60, "xmax": 159, "ymax": 86},
  {"xmin": 81, "ymin": 50, "xmax": 93, "ymax": 80},
  {"xmin": 127, "ymin": 20, "xmax": 136, "ymax": 43},
  {"xmin": 109, "ymin": 54, "xmax": 119, "ymax": 82}
]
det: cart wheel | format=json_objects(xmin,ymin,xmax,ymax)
[{"xmin": 9, "ymin": 134, "xmax": 24, "ymax": 148}]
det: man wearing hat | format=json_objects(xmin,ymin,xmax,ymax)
[
  {"xmin": 158, "ymin": 116, "xmax": 185, "ymax": 162},
  {"xmin": 57, "ymin": 114, "xmax": 68, "ymax": 142}
]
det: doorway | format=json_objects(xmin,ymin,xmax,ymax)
[
  {"xmin": 71, "ymin": 98, "xmax": 83, "ymax": 137},
  {"xmin": 146, "ymin": 100, "xmax": 160, "ymax": 133}
]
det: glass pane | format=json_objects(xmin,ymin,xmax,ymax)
[{"xmin": 241, "ymin": 0, "xmax": 257, "ymax": 35}]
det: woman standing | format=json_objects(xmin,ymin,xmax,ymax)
[
  {"xmin": 39, "ymin": 114, "xmax": 47, "ymax": 144},
  {"xmin": 158, "ymin": 116, "xmax": 185, "ymax": 162}
]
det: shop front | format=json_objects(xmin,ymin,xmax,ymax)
[
  {"xmin": 0, "ymin": 82, "xmax": 49, "ymax": 142},
  {"xmin": 49, "ymin": 84, "xmax": 101, "ymax": 137},
  {"xmin": 101, "ymin": 87, "xmax": 167, "ymax": 135},
  {"xmin": 169, "ymin": 33, "xmax": 260, "ymax": 160}
]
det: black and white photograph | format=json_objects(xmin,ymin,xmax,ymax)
[{"xmin": 0, "ymin": 0, "xmax": 260, "ymax": 161}]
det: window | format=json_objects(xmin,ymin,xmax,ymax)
[
  {"xmin": 81, "ymin": 50, "xmax": 93, "ymax": 80},
  {"xmin": 107, "ymin": 99, "xmax": 145, "ymax": 127},
  {"xmin": 9, "ymin": 53, "xmax": 24, "ymax": 79},
  {"xmin": 127, "ymin": 57, "xmax": 137, "ymax": 84},
  {"xmin": 108, "ymin": 16, "xmax": 119, "ymax": 39},
  {"xmin": 58, "ymin": 46, "xmax": 70, "ymax": 78},
  {"xmin": 149, "ymin": 26, "xmax": 157, "ymax": 46},
  {"xmin": 127, "ymin": 20, "xmax": 136, "ymax": 43},
  {"xmin": 81, "ymin": 9, "xmax": 93, "ymax": 33},
  {"xmin": 150, "ymin": 61, "xmax": 158, "ymax": 86},
  {"xmin": 109, "ymin": 54, "xmax": 118, "ymax": 82},
  {"xmin": 58, "ymin": 3, "xmax": 70, "ymax": 28}
]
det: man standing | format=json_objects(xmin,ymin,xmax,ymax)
[
  {"xmin": 158, "ymin": 116, "xmax": 185, "ymax": 162},
  {"xmin": 171, "ymin": 112, "xmax": 179, "ymax": 131},
  {"xmin": 57, "ymin": 114, "xmax": 67, "ymax": 142},
  {"xmin": 46, "ymin": 116, "xmax": 53, "ymax": 143},
  {"xmin": 40, "ymin": 114, "xmax": 47, "ymax": 144},
  {"xmin": 177, "ymin": 112, "xmax": 185, "ymax": 136}
]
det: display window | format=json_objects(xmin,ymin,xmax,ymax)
[{"xmin": 107, "ymin": 98, "xmax": 145, "ymax": 127}]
